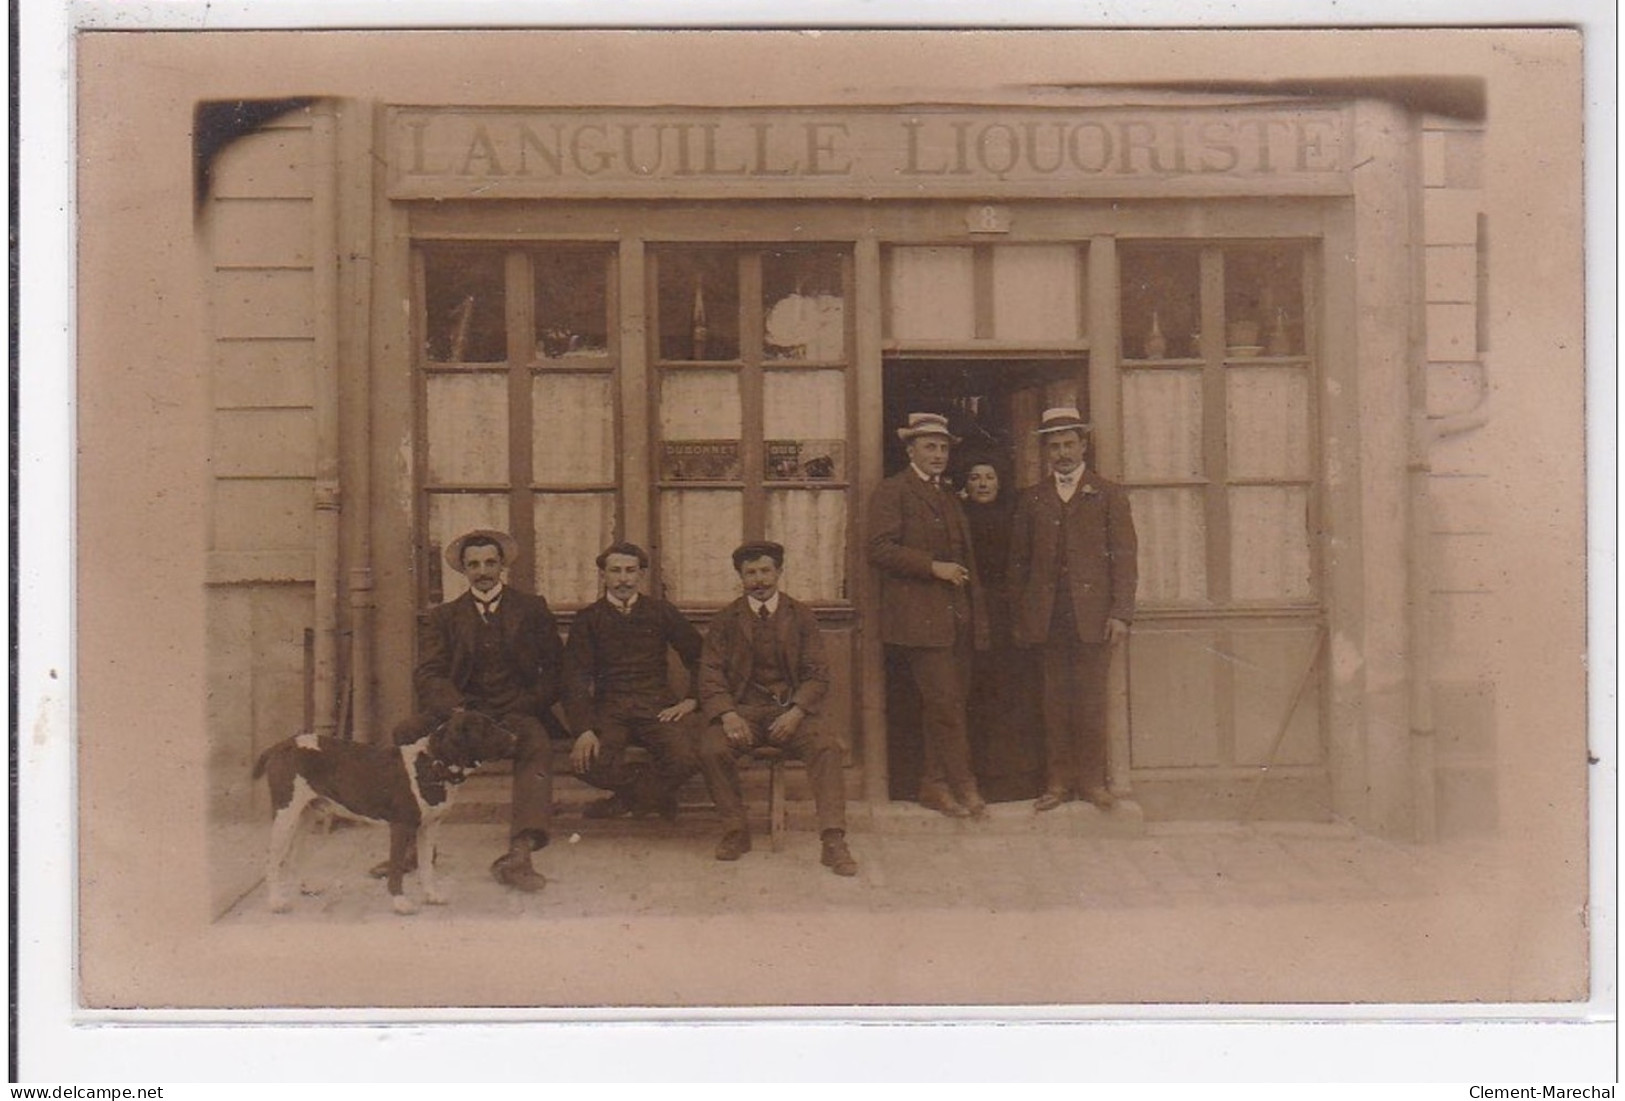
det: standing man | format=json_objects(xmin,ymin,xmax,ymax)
[
  {"xmin": 382, "ymin": 529, "xmax": 562, "ymax": 892},
  {"xmin": 564, "ymin": 541, "xmax": 704, "ymax": 822},
  {"xmin": 1008, "ymin": 407, "xmax": 1138, "ymax": 811},
  {"xmin": 868, "ymin": 411, "xmax": 989, "ymax": 818},
  {"xmin": 696, "ymin": 541, "xmax": 857, "ymax": 876}
]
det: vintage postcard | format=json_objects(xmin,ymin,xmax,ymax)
[{"xmin": 41, "ymin": 18, "xmax": 1603, "ymax": 1076}]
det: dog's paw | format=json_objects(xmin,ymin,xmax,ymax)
[
  {"xmin": 424, "ymin": 891, "xmax": 449, "ymax": 906},
  {"xmin": 391, "ymin": 895, "xmax": 420, "ymax": 916}
]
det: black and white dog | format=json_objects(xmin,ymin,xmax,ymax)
[{"xmin": 253, "ymin": 712, "xmax": 517, "ymax": 915}]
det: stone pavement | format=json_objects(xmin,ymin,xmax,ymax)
[{"xmin": 219, "ymin": 800, "xmax": 1507, "ymax": 925}]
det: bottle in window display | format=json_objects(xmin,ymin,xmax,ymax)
[
  {"xmin": 691, "ymin": 280, "xmax": 709, "ymax": 361},
  {"xmin": 1144, "ymin": 309, "xmax": 1167, "ymax": 360}
]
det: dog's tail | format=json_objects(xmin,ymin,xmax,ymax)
[{"xmin": 252, "ymin": 744, "xmax": 274, "ymax": 780}]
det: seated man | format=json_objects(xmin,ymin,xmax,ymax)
[
  {"xmin": 564, "ymin": 542, "xmax": 704, "ymax": 821},
  {"xmin": 380, "ymin": 529, "xmax": 561, "ymax": 893},
  {"xmin": 696, "ymin": 541, "xmax": 857, "ymax": 877}
]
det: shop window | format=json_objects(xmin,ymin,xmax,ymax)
[
  {"xmin": 653, "ymin": 246, "xmax": 853, "ymax": 607},
  {"xmin": 423, "ymin": 249, "xmax": 506, "ymax": 363},
  {"xmin": 656, "ymin": 249, "xmax": 740, "ymax": 362},
  {"xmin": 416, "ymin": 244, "xmax": 619, "ymax": 609},
  {"xmin": 1120, "ymin": 242, "xmax": 1316, "ymax": 610}
]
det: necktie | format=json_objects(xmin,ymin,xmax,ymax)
[
  {"xmin": 475, "ymin": 597, "xmax": 498, "ymax": 622},
  {"xmin": 758, "ymin": 603, "xmax": 772, "ymax": 622}
]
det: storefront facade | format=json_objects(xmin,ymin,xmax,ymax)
[{"xmin": 202, "ymin": 91, "xmax": 1493, "ymax": 907}]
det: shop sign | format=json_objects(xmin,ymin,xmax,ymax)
[
  {"xmin": 387, "ymin": 105, "xmax": 1352, "ymax": 200},
  {"xmin": 660, "ymin": 440, "xmax": 741, "ymax": 482},
  {"xmin": 766, "ymin": 439, "xmax": 845, "ymax": 483}
]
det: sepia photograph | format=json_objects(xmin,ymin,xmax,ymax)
[{"xmin": 26, "ymin": 9, "xmax": 1608, "ymax": 1081}]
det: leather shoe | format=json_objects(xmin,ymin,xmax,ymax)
[
  {"xmin": 1034, "ymin": 789, "xmax": 1074, "ymax": 812},
  {"xmin": 582, "ymin": 793, "xmax": 633, "ymax": 819},
  {"xmin": 490, "ymin": 853, "xmax": 547, "ymax": 893},
  {"xmin": 367, "ymin": 853, "xmax": 418, "ymax": 879},
  {"xmin": 820, "ymin": 834, "xmax": 858, "ymax": 877},
  {"xmin": 714, "ymin": 829, "xmax": 753, "ymax": 861},
  {"xmin": 1082, "ymin": 786, "xmax": 1118, "ymax": 810},
  {"xmin": 959, "ymin": 787, "xmax": 989, "ymax": 819},
  {"xmin": 918, "ymin": 787, "xmax": 971, "ymax": 819}
]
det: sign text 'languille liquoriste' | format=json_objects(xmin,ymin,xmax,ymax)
[{"xmin": 388, "ymin": 107, "xmax": 1351, "ymax": 198}]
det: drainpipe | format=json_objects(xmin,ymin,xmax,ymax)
[
  {"xmin": 1410, "ymin": 355, "xmax": 1491, "ymax": 842},
  {"xmin": 311, "ymin": 103, "xmax": 341, "ymax": 735}
]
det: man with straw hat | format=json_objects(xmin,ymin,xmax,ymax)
[
  {"xmin": 868, "ymin": 411, "xmax": 990, "ymax": 818},
  {"xmin": 373, "ymin": 529, "xmax": 563, "ymax": 893},
  {"xmin": 1008, "ymin": 407, "xmax": 1138, "ymax": 812}
]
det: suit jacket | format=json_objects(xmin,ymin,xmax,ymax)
[
  {"xmin": 699, "ymin": 593, "xmax": 830, "ymax": 723},
  {"xmin": 414, "ymin": 588, "xmax": 564, "ymax": 720},
  {"xmin": 1008, "ymin": 470, "xmax": 1138, "ymax": 647},
  {"xmin": 867, "ymin": 469, "xmax": 989, "ymax": 650},
  {"xmin": 561, "ymin": 595, "xmax": 703, "ymax": 734}
]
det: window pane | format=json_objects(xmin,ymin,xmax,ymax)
[
  {"xmin": 1224, "ymin": 247, "xmax": 1304, "ymax": 356},
  {"xmin": 659, "ymin": 491, "xmax": 743, "ymax": 605},
  {"xmin": 660, "ymin": 370, "xmax": 741, "ymax": 440},
  {"xmin": 1230, "ymin": 486, "xmax": 1313, "ymax": 602},
  {"xmin": 426, "ymin": 374, "xmax": 508, "ymax": 485},
  {"xmin": 1122, "ymin": 370, "xmax": 1203, "ymax": 481},
  {"xmin": 534, "ymin": 493, "xmax": 616, "ymax": 607},
  {"xmin": 657, "ymin": 250, "xmax": 739, "ymax": 361},
  {"xmin": 764, "ymin": 370, "xmax": 844, "ymax": 436},
  {"xmin": 889, "ymin": 247, "xmax": 974, "ymax": 342},
  {"xmin": 1120, "ymin": 247, "xmax": 1200, "ymax": 360},
  {"xmin": 533, "ymin": 248, "xmax": 612, "ymax": 361},
  {"xmin": 766, "ymin": 490, "xmax": 847, "ymax": 602},
  {"xmin": 1129, "ymin": 487, "xmax": 1207, "ymax": 604},
  {"xmin": 763, "ymin": 249, "xmax": 846, "ymax": 361},
  {"xmin": 1227, "ymin": 367, "xmax": 1311, "ymax": 480},
  {"xmin": 533, "ymin": 374, "xmax": 615, "ymax": 485},
  {"xmin": 992, "ymin": 245, "xmax": 1080, "ymax": 342},
  {"xmin": 423, "ymin": 250, "xmax": 506, "ymax": 363},
  {"xmin": 427, "ymin": 492, "xmax": 510, "ymax": 602}
]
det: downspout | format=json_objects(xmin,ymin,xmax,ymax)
[
  {"xmin": 311, "ymin": 103, "xmax": 342, "ymax": 735},
  {"xmin": 1409, "ymin": 357, "xmax": 1490, "ymax": 842},
  {"xmin": 340, "ymin": 100, "xmax": 377, "ymax": 742}
]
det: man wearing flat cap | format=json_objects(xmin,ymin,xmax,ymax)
[
  {"xmin": 563, "ymin": 541, "xmax": 704, "ymax": 823},
  {"xmin": 868, "ymin": 411, "xmax": 990, "ymax": 818},
  {"xmin": 696, "ymin": 541, "xmax": 857, "ymax": 876},
  {"xmin": 1008, "ymin": 407, "xmax": 1138, "ymax": 812},
  {"xmin": 379, "ymin": 529, "xmax": 563, "ymax": 893}
]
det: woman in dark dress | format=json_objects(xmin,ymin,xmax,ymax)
[{"xmin": 961, "ymin": 455, "xmax": 1045, "ymax": 802}]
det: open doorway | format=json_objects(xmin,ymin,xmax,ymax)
[{"xmin": 880, "ymin": 356, "xmax": 1086, "ymax": 801}]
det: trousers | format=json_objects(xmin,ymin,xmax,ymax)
[
  {"xmin": 900, "ymin": 638, "xmax": 978, "ymax": 803},
  {"xmin": 697, "ymin": 703, "xmax": 847, "ymax": 834},
  {"xmin": 577, "ymin": 698, "xmax": 703, "ymax": 807},
  {"xmin": 1039, "ymin": 640, "xmax": 1111, "ymax": 796},
  {"xmin": 393, "ymin": 707, "xmax": 553, "ymax": 849}
]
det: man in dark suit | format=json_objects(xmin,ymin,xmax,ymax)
[
  {"xmin": 868, "ymin": 411, "xmax": 989, "ymax": 818},
  {"xmin": 696, "ymin": 541, "xmax": 857, "ymax": 876},
  {"xmin": 1009, "ymin": 407, "xmax": 1138, "ymax": 811},
  {"xmin": 381, "ymin": 529, "xmax": 562, "ymax": 892},
  {"xmin": 564, "ymin": 541, "xmax": 704, "ymax": 823}
]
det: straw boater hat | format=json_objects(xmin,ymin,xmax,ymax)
[
  {"xmin": 895, "ymin": 411, "xmax": 962, "ymax": 444},
  {"xmin": 445, "ymin": 529, "xmax": 520, "ymax": 573},
  {"xmin": 1035, "ymin": 406, "xmax": 1091, "ymax": 436}
]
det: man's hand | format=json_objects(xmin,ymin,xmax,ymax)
[
  {"xmin": 658, "ymin": 697, "xmax": 698, "ymax": 723},
  {"xmin": 766, "ymin": 705, "xmax": 805, "ymax": 745},
  {"xmin": 930, "ymin": 560, "xmax": 971, "ymax": 587},
  {"xmin": 1104, "ymin": 618, "xmax": 1129, "ymax": 646},
  {"xmin": 720, "ymin": 711, "xmax": 753, "ymax": 749},
  {"xmin": 570, "ymin": 730, "xmax": 601, "ymax": 773}
]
